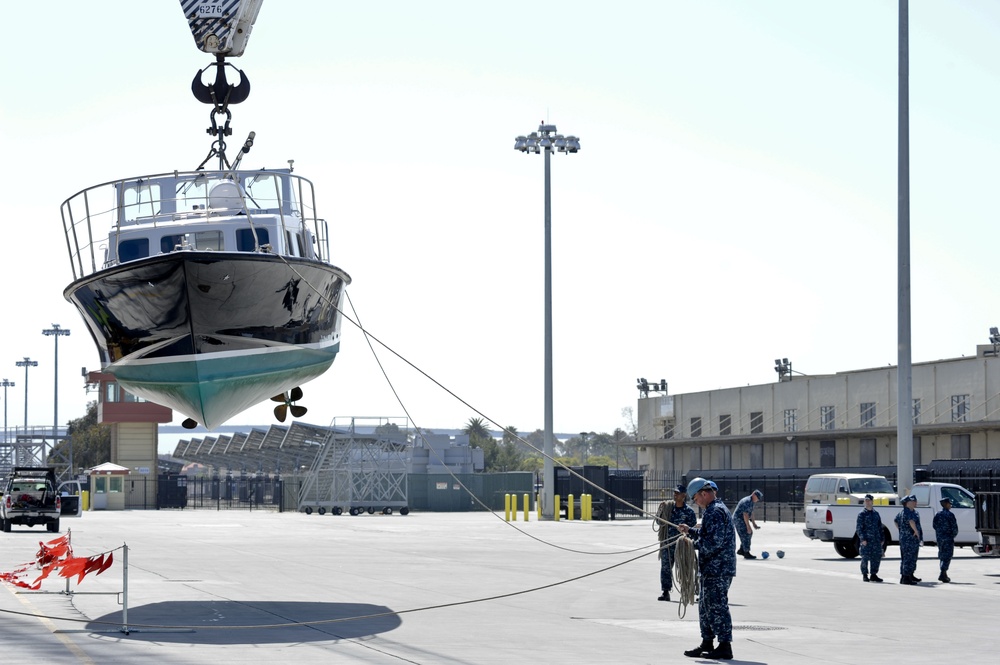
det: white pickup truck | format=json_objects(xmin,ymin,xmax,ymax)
[{"xmin": 803, "ymin": 480, "xmax": 979, "ymax": 558}]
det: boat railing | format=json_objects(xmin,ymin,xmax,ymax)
[{"xmin": 62, "ymin": 169, "xmax": 333, "ymax": 281}]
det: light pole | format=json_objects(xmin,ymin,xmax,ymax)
[
  {"xmin": 43, "ymin": 324, "xmax": 71, "ymax": 470},
  {"xmin": 1, "ymin": 378, "xmax": 12, "ymax": 444},
  {"xmin": 514, "ymin": 122, "xmax": 580, "ymax": 518},
  {"xmin": 580, "ymin": 431, "xmax": 595, "ymax": 465},
  {"xmin": 15, "ymin": 358, "xmax": 38, "ymax": 439}
]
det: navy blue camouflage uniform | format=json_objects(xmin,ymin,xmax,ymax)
[
  {"xmin": 856, "ymin": 506, "xmax": 883, "ymax": 577},
  {"xmin": 894, "ymin": 505, "xmax": 922, "ymax": 577},
  {"xmin": 732, "ymin": 495, "xmax": 757, "ymax": 554},
  {"xmin": 932, "ymin": 505, "xmax": 958, "ymax": 574},
  {"xmin": 688, "ymin": 497, "xmax": 737, "ymax": 644},
  {"xmin": 658, "ymin": 500, "xmax": 697, "ymax": 594}
]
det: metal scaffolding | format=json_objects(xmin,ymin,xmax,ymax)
[{"xmin": 297, "ymin": 417, "xmax": 410, "ymax": 515}]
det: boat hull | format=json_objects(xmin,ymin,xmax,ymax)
[{"xmin": 65, "ymin": 252, "xmax": 349, "ymax": 428}]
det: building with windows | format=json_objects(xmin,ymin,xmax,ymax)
[{"xmin": 635, "ymin": 345, "xmax": 1000, "ymax": 477}]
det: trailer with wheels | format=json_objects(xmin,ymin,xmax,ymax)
[{"xmin": 298, "ymin": 418, "xmax": 410, "ymax": 516}]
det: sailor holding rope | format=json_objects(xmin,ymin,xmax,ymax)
[
  {"xmin": 655, "ymin": 484, "xmax": 697, "ymax": 602},
  {"xmin": 677, "ymin": 477, "xmax": 737, "ymax": 661}
]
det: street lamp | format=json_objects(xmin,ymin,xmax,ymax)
[
  {"xmin": 15, "ymin": 358, "xmax": 38, "ymax": 437},
  {"xmin": 580, "ymin": 431, "xmax": 595, "ymax": 465},
  {"xmin": 1, "ymin": 378, "xmax": 13, "ymax": 443},
  {"xmin": 43, "ymin": 324, "xmax": 71, "ymax": 470},
  {"xmin": 514, "ymin": 122, "xmax": 581, "ymax": 518}
]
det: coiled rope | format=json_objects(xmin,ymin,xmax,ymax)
[{"xmin": 653, "ymin": 502, "xmax": 699, "ymax": 617}]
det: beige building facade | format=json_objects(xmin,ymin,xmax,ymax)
[{"xmin": 635, "ymin": 345, "xmax": 1000, "ymax": 477}]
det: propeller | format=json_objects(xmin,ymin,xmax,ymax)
[{"xmin": 271, "ymin": 387, "xmax": 307, "ymax": 422}]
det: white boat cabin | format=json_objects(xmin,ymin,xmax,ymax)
[{"xmin": 62, "ymin": 169, "xmax": 332, "ymax": 281}]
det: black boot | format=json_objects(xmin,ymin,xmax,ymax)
[
  {"xmin": 684, "ymin": 638, "xmax": 714, "ymax": 658},
  {"xmin": 938, "ymin": 572, "xmax": 950, "ymax": 583},
  {"xmin": 658, "ymin": 590, "xmax": 670, "ymax": 601},
  {"xmin": 862, "ymin": 573, "xmax": 869, "ymax": 582},
  {"xmin": 704, "ymin": 641, "xmax": 734, "ymax": 660},
  {"xmin": 870, "ymin": 573, "xmax": 883, "ymax": 583},
  {"xmin": 900, "ymin": 575, "xmax": 916, "ymax": 585},
  {"xmin": 912, "ymin": 575, "xmax": 921, "ymax": 583}
]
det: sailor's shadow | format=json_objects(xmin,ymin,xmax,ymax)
[{"xmin": 88, "ymin": 601, "xmax": 401, "ymax": 644}]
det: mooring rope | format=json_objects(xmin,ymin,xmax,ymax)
[
  {"xmin": 671, "ymin": 535, "xmax": 699, "ymax": 618},
  {"xmin": 652, "ymin": 502, "xmax": 699, "ymax": 617}
]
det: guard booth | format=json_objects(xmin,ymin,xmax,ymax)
[{"xmin": 88, "ymin": 462, "xmax": 130, "ymax": 510}]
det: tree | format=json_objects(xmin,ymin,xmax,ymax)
[
  {"xmin": 53, "ymin": 401, "xmax": 111, "ymax": 474},
  {"xmin": 519, "ymin": 455, "xmax": 544, "ymax": 474},
  {"xmin": 464, "ymin": 416, "xmax": 498, "ymax": 470}
]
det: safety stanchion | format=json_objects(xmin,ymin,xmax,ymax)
[
  {"xmin": 504, "ymin": 493, "xmax": 511, "ymax": 521},
  {"xmin": 523, "ymin": 493, "xmax": 529, "ymax": 522},
  {"xmin": 582, "ymin": 494, "xmax": 591, "ymax": 521},
  {"xmin": 554, "ymin": 495, "xmax": 561, "ymax": 521},
  {"xmin": 568, "ymin": 494, "xmax": 575, "ymax": 521}
]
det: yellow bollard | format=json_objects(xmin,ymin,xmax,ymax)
[
  {"xmin": 504, "ymin": 493, "xmax": 511, "ymax": 521},
  {"xmin": 512, "ymin": 493, "xmax": 518, "ymax": 521},
  {"xmin": 536, "ymin": 492, "xmax": 541, "ymax": 519},
  {"xmin": 568, "ymin": 494, "xmax": 575, "ymax": 521},
  {"xmin": 523, "ymin": 493, "xmax": 530, "ymax": 522},
  {"xmin": 583, "ymin": 494, "xmax": 591, "ymax": 521},
  {"xmin": 554, "ymin": 495, "xmax": 561, "ymax": 521},
  {"xmin": 82, "ymin": 490, "xmax": 90, "ymax": 511}
]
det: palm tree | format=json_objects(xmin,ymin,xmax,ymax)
[{"xmin": 463, "ymin": 417, "xmax": 491, "ymax": 440}]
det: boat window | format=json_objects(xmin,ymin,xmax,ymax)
[
  {"xmin": 236, "ymin": 227, "xmax": 270, "ymax": 251},
  {"xmin": 194, "ymin": 231, "xmax": 224, "ymax": 251},
  {"xmin": 156, "ymin": 231, "xmax": 224, "ymax": 251},
  {"xmin": 161, "ymin": 234, "xmax": 187, "ymax": 253},
  {"xmin": 121, "ymin": 182, "xmax": 161, "ymax": 220},
  {"xmin": 118, "ymin": 238, "xmax": 149, "ymax": 263},
  {"xmin": 175, "ymin": 177, "xmax": 212, "ymax": 213},
  {"xmin": 244, "ymin": 173, "xmax": 284, "ymax": 210}
]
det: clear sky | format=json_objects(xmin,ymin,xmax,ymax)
[{"xmin": 1, "ymin": 1, "xmax": 998, "ymax": 454}]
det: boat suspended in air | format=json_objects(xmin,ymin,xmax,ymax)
[{"xmin": 60, "ymin": 0, "xmax": 351, "ymax": 429}]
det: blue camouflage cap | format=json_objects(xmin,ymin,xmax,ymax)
[{"xmin": 687, "ymin": 477, "xmax": 717, "ymax": 495}]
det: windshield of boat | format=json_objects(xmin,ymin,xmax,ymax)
[{"xmin": 171, "ymin": 173, "xmax": 293, "ymax": 214}]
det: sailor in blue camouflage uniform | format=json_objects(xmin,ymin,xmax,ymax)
[
  {"xmin": 856, "ymin": 493, "xmax": 884, "ymax": 582},
  {"xmin": 678, "ymin": 478, "xmax": 737, "ymax": 661},
  {"xmin": 894, "ymin": 494, "xmax": 923, "ymax": 585},
  {"xmin": 732, "ymin": 489, "xmax": 762, "ymax": 559},
  {"xmin": 656, "ymin": 484, "xmax": 698, "ymax": 601},
  {"xmin": 932, "ymin": 496, "xmax": 958, "ymax": 583}
]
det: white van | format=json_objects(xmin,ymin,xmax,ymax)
[{"xmin": 803, "ymin": 473, "xmax": 898, "ymax": 506}]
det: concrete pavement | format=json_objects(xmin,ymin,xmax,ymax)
[{"xmin": 0, "ymin": 509, "xmax": 998, "ymax": 663}]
